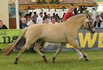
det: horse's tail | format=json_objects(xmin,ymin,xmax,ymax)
[{"xmin": 4, "ymin": 28, "xmax": 28, "ymax": 56}]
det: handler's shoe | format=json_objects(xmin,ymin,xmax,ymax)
[
  {"xmin": 78, "ymin": 53, "xmax": 83, "ymax": 60},
  {"xmin": 79, "ymin": 55, "xmax": 83, "ymax": 60}
]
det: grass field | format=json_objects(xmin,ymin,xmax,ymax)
[{"xmin": 0, "ymin": 50, "xmax": 103, "ymax": 70}]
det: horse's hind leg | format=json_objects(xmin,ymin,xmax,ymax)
[
  {"xmin": 14, "ymin": 42, "xmax": 31, "ymax": 64},
  {"xmin": 68, "ymin": 39, "xmax": 88, "ymax": 61},
  {"xmin": 34, "ymin": 41, "xmax": 48, "ymax": 63},
  {"xmin": 52, "ymin": 43, "xmax": 65, "ymax": 63}
]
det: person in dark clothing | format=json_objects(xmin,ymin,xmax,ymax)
[
  {"xmin": 100, "ymin": 12, "xmax": 103, "ymax": 20},
  {"xmin": 94, "ymin": 15, "xmax": 102, "ymax": 28},
  {"xmin": 19, "ymin": 18, "xmax": 28, "ymax": 29},
  {"xmin": 32, "ymin": 12, "xmax": 38, "ymax": 24},
  {"xmin": 55, "ymin": 14, "xmax": 61, "ymax": 22},
  {"xmin": 74, "ymin": 8, "xmax": 78, "ymax": 15},
  {"xmin": 44, "ymin": 12, "xmax": 48, "ymax": 18},
  {"xmin": 51, "ymin": 13, "xmax": 57, "ymax": 21},
  {"xmin": 0, "ymin": 20, "xmax": 8, "ymax": 29}
]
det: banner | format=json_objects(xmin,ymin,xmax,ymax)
[
  {"xmin": 0, "ymin": 29, "xmax": 103, "ymax": 50},
  {"xmin": 0, "ymin": 29, "xmax": 21, "ymax": 49}
]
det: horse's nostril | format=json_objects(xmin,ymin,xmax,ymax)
[{"xmin": 92, "ymin": 31, "xmax": 95, "ymax": 34}]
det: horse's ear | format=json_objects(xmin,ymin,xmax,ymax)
[{"xmin": 84, "ymin": 10, "xmax": 89, "ymax": 15}]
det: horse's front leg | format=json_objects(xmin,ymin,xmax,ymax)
[
  {"xmin": 52, "ymin": 43, "xmax": 65, "ymax": 63},
  {"xmin": 68, "ymin": 39, "xmax": 88, "ymax": 61},
  {"xmin": 74, "ymin": 40, "xmax": 84, "ymax": 60}
]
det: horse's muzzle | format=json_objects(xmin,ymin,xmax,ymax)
[{"xmin": 91, "ymin": 31, "xmax": 95, "ymax": 34}]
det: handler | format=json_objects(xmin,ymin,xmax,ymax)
[{"xmin": 63, "ymin": 6, "xmax": 74, "ymax": 21}]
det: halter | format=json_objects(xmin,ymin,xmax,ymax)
[
  {"xmin": 82, "ymin": 10, "xmax": 94, "ymax": 29},
  {"xmin": 83, "ymin": 18, "xmax": 94, "ymax": 29}
]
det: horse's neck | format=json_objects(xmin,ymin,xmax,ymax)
[{"xmin": 64, "ymin": 16, "xmax": 85, "ymax": 32}]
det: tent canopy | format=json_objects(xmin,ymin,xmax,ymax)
[{"xmin": 18, "ymin": 0, "xmax": 97, "ymax": 10}]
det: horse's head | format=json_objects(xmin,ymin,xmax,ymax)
[{"xmin": 83, "ymin": 11, "xmax": 95, "ymax": 34}]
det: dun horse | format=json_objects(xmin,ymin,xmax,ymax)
[{"xmin": 5, "ymin": 12, "xmax": 95, "ymax": 64}]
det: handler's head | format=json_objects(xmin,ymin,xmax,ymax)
[{"xmin": 68, "ymin": 5, "xmax": 75, "ymax": 12}]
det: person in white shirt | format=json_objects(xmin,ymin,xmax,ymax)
[
  {"xmin": 27, "ymin": 20, "xmax": 34, "ymax": 26},
  {"xmin": 91, "ymin": 8, "xmax": 97, "ymax": 21},
  {"xmin": 101, "ymin": 21, "xmax": 103, "ymax": 28},
  {"xmin": 100, "ymin": 12, "xmax": 103, "ymax": 28},
  {"xmin": 36, "ymin": 12, "xmax": 43, "ymax": 24},
  {"xmin": 25, "ymin": 14, "xmax": 34, "ymax": 26}
]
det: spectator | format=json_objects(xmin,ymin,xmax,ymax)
[
  {"xmin": 36, "ymin": 12, "xmax": 43, "ymax": 24},
  {"xmin": 94, "ymin": 15, "xmax": 102, "ymax": 28},
  {"xmin": 24, "ymin": 14, "xmax": 31, "ymax": 21},
  {"xmin": 63, "ymin": 6, "xmax": 75, "ymax": 21},
  {"xmin": 55, "ymin": 14, "xmax": 61, "ymax": 22},
  {"xmin": 51, "ymin": 17, "xmax": 58, "ymax": 24},
  {"xmin": 100, "ymin": 12, "xmax": 103, "ymax": 20},
  {"xmin": 74, "ymin": 7, "xmax": 78, "ymax": 15},
  {"xmin": 51, "ymin": 13, "xmax": 57, "ymax": 21},
  {"xmin": 101, "ymin": 21, "xmax": 103, "ymax": 28},
  {"xmin": 32, "ymin": 12, "xmax": 38, "ymax": 24},
  {"xmin": 44, "ymin": 12, "xmax": 48, "ymax": 18},
  {"xmin": 91, "ymin": 8, "xmax": 97, "ymax": 21},
  {"xmin": 25, "ymin": 14, "xmax": 34, "ymax": 26},
  {"xmin": 19, "ymin": 18, "xmax": 28, "ymax": 29},
  {"xmin": 0, "ymin": 20, "xmax": 8, "ymax": 29},
  {"xmin": 78, "ymin": 6, "xmax": 86, "ymax": 14},
  {"xmin": 43, "ymin": 16, "xmax": 49, "ymax": 24},
  {"xmin": 28, "ymin": 12, "xmax": 32, "ymax": 17},
  {"xmin": 47, "ymin": 13, "xmax": 51, "ymax": 23},
  {"xmin": 61, "ymin": 13, "xmax": 65, "ymax": 22}
]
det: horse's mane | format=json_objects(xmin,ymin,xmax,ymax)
[{"xmin": 68, "ymin": 14, "xmax": 86, "ymax": 20}]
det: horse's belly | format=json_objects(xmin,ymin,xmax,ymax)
[{"xmin": 41, "ymin": 33, "xmax": 67, "ymax": 43}]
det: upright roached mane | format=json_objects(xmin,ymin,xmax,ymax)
[{"xmin": 5, "ymin": 13, "xmax": 95, "ymax": 64}]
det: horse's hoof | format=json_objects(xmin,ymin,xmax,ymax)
[
  {"xmin": 85, "ymin": 58, "xmax": 89, "ymax": 61},
  {"xmin": 52, "ymin": 59, "xmax": 55, "ymax": 63},
  {"xmin": 43, "ymin": 60, "xmax": 48, "ymax": 63},
  {"xmin": 52, "ymin": 60, "xmax": 55, "ymax": 63},
  {"xmin": 14, "ymin": 58, "xmax": 19, "ymax": 64},
  {"xmin": 43, "ymin": 59, "xmax": 48, "ymax": 63},
  {"xmin": 52, "ymin": 57, "xmax": 55, "ymax": 63},
  {"xmin": 45, "ymin": 61, "xmax": 48, "ymax": 63},
  {"xmin": 42, "ymin": 56, "xmax": 48, "ymax": 63},
  {"xmin": 14, "ymin": 62, "xmax": 18, "ymax": 64}
]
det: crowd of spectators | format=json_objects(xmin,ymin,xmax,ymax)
[
  {"xmin": 19, "ymin": 11, "xmax": 62, "ymax": 29},
  {"xmin": 19, "ymin": 7, "xmax": 103, "ymax": 29},
  {"xmin": 91, "ymin": 8, "xmax": 103, "ymax": 28}
]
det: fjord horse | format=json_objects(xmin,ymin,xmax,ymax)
[{"xmin": 5, "ymin": 13, "xmax": 95, "ymax": 64}]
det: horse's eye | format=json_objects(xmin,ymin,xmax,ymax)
[{"xmin": 85, "ymin": 19, "xmax": 89, "ymax": 22}]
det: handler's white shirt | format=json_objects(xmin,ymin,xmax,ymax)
[
  {"xmin": 101, "ymin": 21, "xmax": 103, "ymax": 28},
  {"xmin": 36, "ymin": 16, "xmax": 43, "ymax": 24}
]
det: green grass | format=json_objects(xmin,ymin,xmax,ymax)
[{"xmin": 0, "ymin": 50, "xmax": 103, "ymax": 70}]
